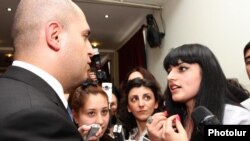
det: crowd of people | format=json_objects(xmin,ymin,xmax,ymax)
[{"xmin": 0, "ymin": 0, "xmax": 250, "ymax": 141}]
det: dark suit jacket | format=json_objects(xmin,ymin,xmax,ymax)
[{"xmin": 0, "ymin": 66, "xmax": 83, "ymax": 141}]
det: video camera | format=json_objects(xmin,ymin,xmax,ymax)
[{"xmin": 90, "ymin": 48, "xmax": 108, "ymax": 83}]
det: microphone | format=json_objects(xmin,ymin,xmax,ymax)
[{"xmin": 191, "ymin": 106, "xmax": 221, "ymax": 134}]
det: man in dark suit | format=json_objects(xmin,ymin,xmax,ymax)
[{"xmin": 0, "ymin": 0, "xmax": 94, "ymax": 140}]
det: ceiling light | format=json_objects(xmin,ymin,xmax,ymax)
[
  {"xmin": 7, "ymin": 8, "xmax": 12, "ymax": 12},
  {"xmin": 91, "ymin": 41, "xmax": 99, "ymax": 47},
  {"xmin": 105, "ymin": 14, "xmax": 109, "ymax": 18},
  {"xmin": 5, "ymin": 53, "xmax": 13, "ymax": 58}
]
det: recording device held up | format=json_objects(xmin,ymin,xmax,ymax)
[
  {"xmin": 85, "ymin": 124, "xmax": 100, "ymax": 141},
  {"xmin": 191, "ymin": 106, "xmax": 221, "ymax": 134},
  {"xmin": 90, "ymin": 48, "xmax": 108, "ymax": 83}
]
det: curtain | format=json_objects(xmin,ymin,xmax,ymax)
[{"xmin": 118, "ymin": 26, "xmax": 146, "ymax": 84}]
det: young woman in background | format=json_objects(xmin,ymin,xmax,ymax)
[
  {"xmin": 119, "ymin": 78, "xmax": 165, "ymax": 141},
  {"xmin": 68, "ymin": 83, "xmax": 110, "ymax": 141}
]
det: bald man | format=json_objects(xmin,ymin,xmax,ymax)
[{"xmin": 0, "ymin": 0, "xmax": 94, "ymax": 140}]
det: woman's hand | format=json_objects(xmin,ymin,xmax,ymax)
[
  {"xmin": 146, "ymin": 111, "xmax": 168, "ymax": 141},
  {"xmin": 78, "ymin": 124, "xmax": 103, "ymax": 141},
  {"xmin": 88, "ymin": 71, "xmax": 97, "ymax": 82},
  {"xmin": 162, "ymin": 115, "xmax": 189, "ymax": 141}
]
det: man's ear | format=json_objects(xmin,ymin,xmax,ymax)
[{"xmin": 45, "ymin": 21, "xmax": 61, "ymax": 51}]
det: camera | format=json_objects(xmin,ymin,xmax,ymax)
[{"xmin": 90, "ymin": 48, "xmax": 108, "ymax": 83}]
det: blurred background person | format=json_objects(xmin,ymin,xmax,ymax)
[
  {"xmin": 104, "ymin": 85, "xmax": 124, "ymax": 141},
  {"xmin": 243, "ymin": 41, "xmax": 250, "ymax": 79},
  {"xmin": 227, "ymin": 78, "xmax": 250, "ymax": 102},
  {"xmin": 110, "ymin": 86, "xmax": 121, "ymax": 119},
  {"xmin": 119, "ymin": 67, "xmax": 157, "ymax": 97},
  {"xmin": 241, "ymin": 41, "xmax": 250, "ymax": 110}
]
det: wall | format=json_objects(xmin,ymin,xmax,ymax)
[{"xmin": 147, "ymin": 0, "xmax": 250, "ymax": 92}]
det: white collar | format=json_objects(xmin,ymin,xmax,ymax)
[{"xmin": 12, "ymin": 60, "xmax": 68, "ymax": 108}]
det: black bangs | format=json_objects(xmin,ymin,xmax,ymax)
[{"xmin": 163, "ymin": 44, "xmax": 207, "ymax": 70}]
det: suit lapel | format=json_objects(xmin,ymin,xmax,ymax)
[{"xmin": 2, "ymin": 66, "xmax": 65, "ymax": 109}]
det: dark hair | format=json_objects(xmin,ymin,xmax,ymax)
[
  {"xmin": 119, "ymin": 66, "xmax": 159, "ymax": 101},
  {"xmin": 118, "ymin": 78, "xmax": 164, "ymax": 132},
  {"xmin": 244, "ymin": 41, "xmax": 250, "ymax": 57},
  {"xmin": 163, "ymin": 43, "xmax": 239, "ymax": 123},
  {"xmin": 227, "ymin": 78, "xmax": 250, "ymax": 102},
  {"xmin": 112, "ymin": 85, "xmax": 121, "ymax": 103}
]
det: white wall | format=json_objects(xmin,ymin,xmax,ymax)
[{"xmin": 146, "ymin": 0, "xmax": 250, "ymax": 92}]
